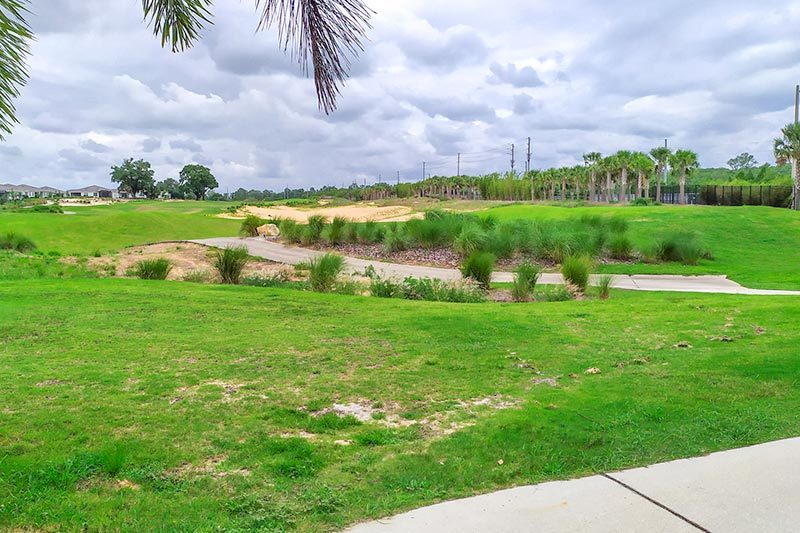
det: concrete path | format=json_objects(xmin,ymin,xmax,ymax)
[
  {"xmin": 192, "ymin": 237, "xmax": 800, "ymax": 296},
  {"xmin": 344, "ymin": 438, "xmax": 800, "ymax": 533}
]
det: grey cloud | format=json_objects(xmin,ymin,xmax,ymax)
[
  {"xmin": 80, "ymin": 139, "xmax": 112, "ymax": 153},
  {"xmin": 0, "ymin": 145, "xmax": 23, "ymax": 156},
  {"xmin": 141, "ymin": 138, "xmax": 162, "ymax": 152},
  {"xmin": 407, "ymin": 95, "xmax": 496, "ymax": 123},
  {"xmin": 513, "ymin": 94, "xmax": 537, "ymax": 115},
  {"xmin": 170, "ymin": 138, "xmax": 204, "ymax": 153},
  {"xmin": 57, "ymin": 149, "xmax": 107, "ymax": 171},
  {"xmin": 402, "ymin": 27, "xmax": 488, "ymax": 71},
  {"xmin": 488, "ymin": 63, "xmax": 544, "ymax": 88}
]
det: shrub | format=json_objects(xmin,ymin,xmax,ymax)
[
  {"xmin": 279, "ymin": 219, "xmax": 304, "ymax": 244},
  {"xmin": 453, "ymin": 225, "xmax": 487, "ymax": 257},
  {"xmin": 213, "ymin": 246, "xmax": 249, "ymax": 284},
  {"xmin": 0, "ymin": 232, "xmax": 36, "ymax": 253},
  {"xmin": 308, "ymin": 253, "xmax": 345, "ymax": 292},
  {"xmin": 332, "ymin": 280, "xmax": 365, "ymax": 296},
  {"xmin": 561, "ymin": 255, "xmax": 592, "ymax": 293},
  {"xmin": 400, "ymin": 277, "xmax": 486, "ymax": 303},
  {"xmin": 357, "ymin": 221, "xmax": 383, "ymax": 244},
  {"xmin": 342, "ymin": 222, "xmax": 360, "ymax": 243},
  {"xmin": 511, "ymin": 262, "xmax": 541, "ymax": 302},
  {"xmin": 241, "ymin": 269, "xmax": 293, "ymax": 288},
  {"xmin": 303, "ymin": 215, "xmax": 327, "ymax": 245},
  {"xmin": 327, "ymin": 217, "xmax": 348, "ymax": 245},
  {"xmin": 183, "ymin": 269, "xmax": 213, "ymax": 283},
  {"xmin": 608, "ymin": 233, "xmax": 634, "ymax": 260},
  {"xmin": 654, "ymin": 233, "xmax": 711, "ymax": 265},
  {"xmin": 460, "ymin": 251, "xmax": 496, "ymax": 289},
  {"xmin": 370, "ymin": 277, "xmax": 402, "ymax": 298},
  {"xmin": 596, "ymin": 274, "xmax": 614, "ymax": 300},
  {"xmin": 382, "ymin": 225, "xmax": 410, "ymax": 253},
  {"xmin": 536, "ymin": 285, "xmax": 573, "ymax": 302},
  {"xmin": 607, "ymin": 217, "xmax": 629, "ymax": 234},
  {"xmin": 129, "ymin": 258, "xmax": 172, "ymax": 280},
  {"xmin": 240, "ymin": 214, "xmax": 266, "ymax": 237},
  {"xmin": 483, "ymin": 226, "xmax": 515, "ymax": 259}
]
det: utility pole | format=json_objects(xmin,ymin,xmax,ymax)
[
  {"xmin": 397, "ymin": 171, "xmax": 400, "ymax": 185},
  {"xmin": 457, "ymin": 153, "xmax": 461, "ymax": 177},
  {"xmin": 511, "ymin": 144, "xmax": 516, "ymax": 172},
  {"xmin": 664, "ymin": 138, "xmax": 669, "ymax": 185},
  {"xmin": 422, "ymin": 162, "xmax": 426, "ymax": 181},
  {"xmin": 795, "ymin": 84, "xmax": 799, "ymax": 125},
  {"xmin": 526, "ymin": 137, "xmax": 531, "ymax": 173}
]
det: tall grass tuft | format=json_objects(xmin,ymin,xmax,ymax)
[
  {"xmin": 214, "ymin": 246, "xmax": 249, "ymax": 284},
  {"xmin": 596, "ymin": 274, "xmax": 614, "ymax": 300},
  {"xmin": 382, "ymin": 225, "xmax": 410, "ymax": 253},
  {"xmin": 279, "ymin": 219, "xmax": 304, "ymax": 244},
  {"xmin": 654, "ymin": 232, "xmax": 710, "ymax": 265},
  {"xmin": 240, "ymin": 215, "xmax": 266, "ymax": 237},
  {"xmin": 608, "ymin": 233, "xmax": 633, "ymax": 260},
  {"xmin": 303, "ymin": 215, "xmax": 328, "ymax": 245},
  {"xmin": 453, "ymin": 225, "xmax": 487, "ymax": 257},
  {"xmin": 327, "ymin": 217, "xmax": 348, "ymax": 245},
  {"xmin": 561, "ymin": 255, "xmax": 592, "ymax": 293},
  {"xmin": 309, "ymin": 253, "xmax": 345, "ymax": 292},
  {"xmin": 0, "ymin": 232, "xmax": 36, "ymax": 252},
  {"xmin": 460, "ymin": 251, "xmax": 495, "ymax": 289},
  {"xmin": 130, "ymin": 258, "xmax": 172, "ymax": 280},
  {"xmin": 511, "ymin": 262, "xmax": 541, "ymax": 302}
]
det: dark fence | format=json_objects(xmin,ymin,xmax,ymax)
[{"xmin": 653, "ymin": 185, "xmax": 793, "ymax": 208}]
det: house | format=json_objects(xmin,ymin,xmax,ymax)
[
  {"xmin": 0, "ymin": 183, "xmax": 65, "ymax": 199},
  {"xmin": 66, "ymin": 185, "xmax": 120, "ymax": 199}
]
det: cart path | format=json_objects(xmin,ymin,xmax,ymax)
[{"xmin": 192, "ymin": 237, "xmax": 800, "ymax": 296}]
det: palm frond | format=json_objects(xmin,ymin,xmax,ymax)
[
  {"xmin": 0, "ymin": 0, "xmax": 33, "ymax": 139},
  {"xmin": 255, "ymin": 0, "xmax": 372, "ymax": 114},
  {"xmin": 141, "ymin": 0, "xmax": 214, "ymax": 52}
]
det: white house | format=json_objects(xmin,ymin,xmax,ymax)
[
  {"xmin": 0, "ymin": 183, "xmax": 65, "ymax": 199},
  {"xmin": 66, "ymin": 185, "xmax": 120, "ymax": 199}
]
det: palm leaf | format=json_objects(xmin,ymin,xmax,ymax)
[
  {"xmin": 141, "ymin": 0, "xmax": 214, "ymax": 52},
  {"xmin": 0, "ymin": 0, "xmax": 33, "ymax": 139},
  {"xmin": 255, "ymin": 0, "xmax": 372, "ymax": 113}
]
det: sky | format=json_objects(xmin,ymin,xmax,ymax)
[{"xmin": 2, "ymin": 0, "xmax": 800, "ymax": 191}]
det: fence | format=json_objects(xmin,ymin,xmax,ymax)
[{"xmin": 653, "ymin": 185, "xmax": 793, "ymax": 208}]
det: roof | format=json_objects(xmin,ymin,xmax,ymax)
[
  {"xmin": 66, "ymin": 185, "xmax": 117, "ymax": 193},
  {"xmin": 0, "ymin": 183, "xmax": 65, "ymax": 193}
]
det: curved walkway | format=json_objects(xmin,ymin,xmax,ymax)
[
  {"xmin": 343, "ymin": 438, "xmax": 800, "ymax": 533},
  {"xmin": 192, "ymin": 237, "xmax": 800, "ymax": 296}
]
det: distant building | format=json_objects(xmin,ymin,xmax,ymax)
[
  {"xmin": 66, "ymin": 185, "xmax": 120, "ymax": 199},
  {"xmin": 0, "ymin": 183, "xmax": 64, "ymax": 198}
]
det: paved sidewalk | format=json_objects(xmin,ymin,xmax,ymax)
[
  {"xmin": 192, "ymin": 237, "xmax": 800, "ymax": 296},
  {"xmin": 344, "ymin": 438, "xmax": 800, "ymax": 533}
]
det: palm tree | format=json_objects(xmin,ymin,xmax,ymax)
[
  {"xmin": 0, "ymin": 0, "xmax": 372, "ymax": 138},
  {"xmin": 650, "ymin": 147, "xmax": 672, "ymax": 202},
  {"xmin": 631, "ymin": 152, "xmax": 654, "ymax": 199},
  {"xmin": 774, "ymin": 123, "xmax": 800, "ymax": 210},
  {"xmin": 601, "ymin": 156, "xmax": 617, "ymax": 203},
  {"xmin": 614, "ymin": 150, "xmax": 633, "ymax": 204},
  {"xmin": 669, "ymin": 149, "xmax": 699, "ymax": 205},
  {"xmin": 583, "ymin": 152, "xmax": 602, "ymax": 202}
]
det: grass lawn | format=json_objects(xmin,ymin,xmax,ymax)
[
  {"xmin": 2, "ymin": 278, "xmax": 799, "ymax": 531},
  {"xmin": 482, "ymin": 204, "xmax": 800, "ymax": 290},
  {"xmin": 0, "ymin": 201, "xmax": 240, "ymax": 255}
]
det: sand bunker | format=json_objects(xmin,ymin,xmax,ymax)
[
  {"xmin": 223, "ymin": 203, "xmax": 423, "ymax": 223},
  {"xmin": 87, "ymin": 242, "xmax": 299, "ymax": 282}
]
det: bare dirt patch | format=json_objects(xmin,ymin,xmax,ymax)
[
  {"xmin": 223, "ymin": 203, "xmax": 424, "ymax": 223},
  {"xmin": 86, "ymin": 242, "xmax": 300, "ymax": 282}
]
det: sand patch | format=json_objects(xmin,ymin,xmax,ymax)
[
  {"xmin": 223, "ymin": 203, "xmax": 424, "ymax": 223},
  {"xmin": 86, "ymin": 242, "xmax": 299, "ymax": 282}
]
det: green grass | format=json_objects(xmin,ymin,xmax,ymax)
[
  {"xmin": 0, "ymin": 201, "xmax": 240, "ymax": 255},
  {"xmin": 481, "ymin": 204, "xmax": 800, "ymax": 289},
  {"xmin": 2, "ymin": 278, "xmax": 800, "ymax": 530}
]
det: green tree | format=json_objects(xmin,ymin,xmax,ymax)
[
  {"xmin": 614, "ymin": 150, "xmax": 633, "ymax": 204},
  {"xmin": 179, "ymin": 164, "xmax": 218, "ymax": 200},
  {"xmin": 583, "ymin": 152, "xmax": 602, "ymax": 202},
  {"xmin": 727, "ymin": 152, "xmax": 758, "ymax": 171},
  {"xmin": 111, "ymin": 158, "xmax": 156, "ymax": 198},
  {"xmin": 156, "ymin": 178, "xmax": 185, "ymax": 199},
  {"xmin": 631, "ymin": 152, "xmax": 655, "ymax": 199},
  {"xmin": 669, "ymin": 149, "xmax": 699, "ymax": 205},
  {"xmin": 774, "ymin": 123, "xmax": 800, "ymax": 210},
  {"xmin": 0, "ymin": 0, "xmax": 372, "ymax": 138},
  {"xmin": 650, "ymin": 146, "xmax": 672, "ymax": 203}
]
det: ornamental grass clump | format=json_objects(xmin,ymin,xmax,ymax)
[
  {"xmin": 511, "ymin": 262, "xmax": 541, "ymax": 302},
  {"xmin": 327, "ymin": 216, "xmax": 348, "ymax": 245},
  {"xmin": 596, "ymin": 274, "xmax": 614, "ymax": 300},
  {"xmin": 460, "ymin": 251, "xmax": 495, "ymax": 290},
  {"xmin": 214, "ymin": 245, "xmax": 249, "ymax": 285},
  {"xmin": 129, "ymin": 258, "xmax": 172, "ymax": 280},
  {"xmin": 303, "ymin": 215, "xmax": 327, "ymax": 245},
  {"xmin": 240, "ymin": 214, "xmax": 267, "ymax": 237},
  {"xmin": 308, "ymin": 253, "xmax": 345, "ymax": 293},
  {"xmin": 0, "ymin": 232, "xmax": 36, "ymax": 253},
  {"xmin": 561, "ymin": 255, "xmax": 592, "ymax": 293}
]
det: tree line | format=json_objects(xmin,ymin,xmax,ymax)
[{"xmin": 110, "ymin": 159, "xmax": 219, "ymax": 200}]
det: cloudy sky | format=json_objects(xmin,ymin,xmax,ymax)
[{"xmin": 2, "ymin": 0, "xmax": 800, "ymax": 191}]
